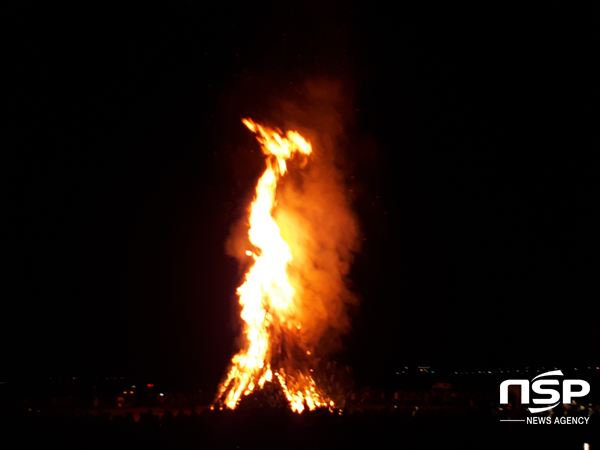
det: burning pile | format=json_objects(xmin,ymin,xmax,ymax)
[{"xmin": 216, "ymin": 117, "xmax": 358, "ymax": 413}]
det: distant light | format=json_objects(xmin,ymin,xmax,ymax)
[
  {"xmin": 431, "ymin": 371, "xmax": 435, "ymax": 374},
  {"xmin": 118, "ymin": 403, "xmax": 122, "ymax": 407},
  {"xmin": 396, "ymin": 372, "xmax": 399, "ymax": 375},
  {"xmin": 123, "ymin": 391, "xmax": 127, "ymax": 394},
  {"xmin": 583, "ymin": 444, "xmax": 589, "ymax": 450},
  {"xmin": 131, "ymin": 386, "xmax": 136, "ymax": 388},
  {"xmin": 129, "ymin": 391, "xmax": 134, "ymax": 394},
  {"xmin": 245, "ymin": 250, "xmax": 252, "ymax": 256},
  {"xmin": 147, "ymin": 384, "xmax": 154, "ymax": 387},
  {"xmin": 160, "ymin": 393, "xmax": 164, "ymax": 396}
]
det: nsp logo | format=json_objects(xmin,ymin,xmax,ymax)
[{"xmin": 500, "ymin": 370, "xmax": 590, "ymax": 413}]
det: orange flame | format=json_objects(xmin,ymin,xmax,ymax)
[{"xmin": 216, "ymin": 119, "xmax": 332, "ymax": 413}]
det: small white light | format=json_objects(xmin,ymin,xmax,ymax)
[{"xmin": 160, "ymin": 393, "xmax": 164, "ymax": 396}]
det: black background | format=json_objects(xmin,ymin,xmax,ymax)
[{"xmin": 6, "ymin": 2, "xmax": 596, "ymax": 390}]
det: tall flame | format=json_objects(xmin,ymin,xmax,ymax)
[{"xmin": 216, "ymin": 118, "xmax": 333, "ymax": 413}]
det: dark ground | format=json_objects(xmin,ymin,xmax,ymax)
[{"xmin": 3, "ymin": 406, "xmax": 598, "ymax": 450}]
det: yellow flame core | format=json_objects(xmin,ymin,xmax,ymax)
[{"xmin": 216, "ymin": 119, "xmax": 331, "ymax": 413}]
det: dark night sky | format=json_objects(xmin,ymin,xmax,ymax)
[{"xmin": 5, "ymin": 2, "xmax": 596, "ymax": 389}]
